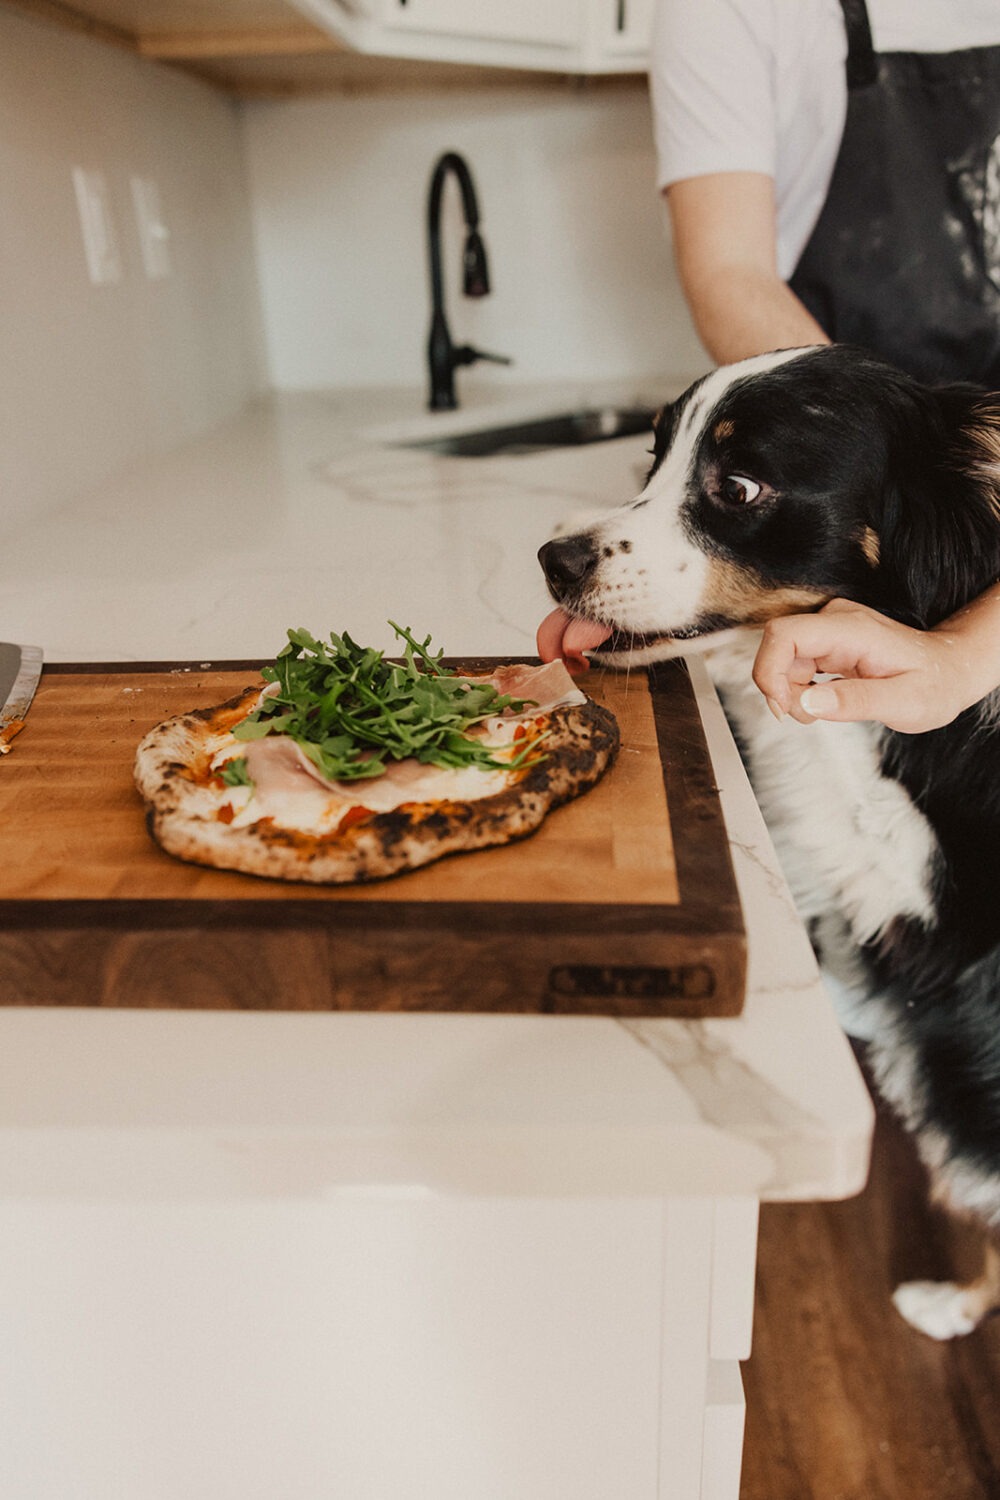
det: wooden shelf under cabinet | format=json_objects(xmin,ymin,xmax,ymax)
[{"xmin": 3, "ymin": 0, "xmax": 646, "ymax": 95}]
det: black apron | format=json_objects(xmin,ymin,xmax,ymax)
[{"xmin": 788, "ymin": 0, "xmax": 1000, "ymax": 388}]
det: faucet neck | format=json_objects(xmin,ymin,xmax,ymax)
[
  {"xmin": 427, "ymin": 309, "xmax": 456, "ymax": 410},
  {"xmin": 427, "ymin": 151, "xmax": 487, "ymax": 313},
  {"xmin": 426, "ymin": 151, "xmax": 500, "ymax": 411}
]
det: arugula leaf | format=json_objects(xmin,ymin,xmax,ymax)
[
  {"xmin": 219, "ymin": 756, "xmax": 253, "ymax": 787},
  {"xmin": 231, "ymin": 624, "xmax": 545, "ymax": 782}
]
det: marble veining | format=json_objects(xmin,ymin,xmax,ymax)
[{"xmin": 617, "ymin": 1018, "xmax": 834, "ymax": 1197}]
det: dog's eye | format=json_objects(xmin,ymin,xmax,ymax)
[{"xmin": 721, "ymin": 474, "xmax": 762, "ymax": 506}]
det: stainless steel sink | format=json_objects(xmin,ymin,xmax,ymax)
[{"xmin": 399, "ymin": 405, "xmax": 657, "ymax": 458}]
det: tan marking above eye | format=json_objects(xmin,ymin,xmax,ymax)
[
  {"xmin": 713, "ymin": 419, "xmax": 735, "ymax": 441},
  {"xmin": 859, "ymin": 526, "xmax": 881, "ymax": 567},
  {"xmin": 701, "ymin": 557, "xmax": 830, "ymax": 624}
]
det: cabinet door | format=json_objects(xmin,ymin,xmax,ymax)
[
  {"xmin": 291, "ymin": 0, "xmax": 655, "ymax": 70},
  {"xmin": 600, "ymin": 0, "xmax": 655, "ymax": 59},
  {"xmin": 381, "ymin": 0, "xmax": 580, "ymax": 48}
]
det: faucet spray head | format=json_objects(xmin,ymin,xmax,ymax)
[{"xmin": 462, "ymin": 229, "xmax": 490, "ymax": 298}]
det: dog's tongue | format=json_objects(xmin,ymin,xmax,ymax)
[{"xmin": 536, "ymin": 607, "xmax": 612, "ymax": 671}]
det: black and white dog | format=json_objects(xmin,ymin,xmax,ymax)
[{"xmin": 539, "ymin": 345, "xmax": 1000, "ymax": 1340}]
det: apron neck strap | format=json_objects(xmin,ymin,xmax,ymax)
[{"xmin": 839, "ymin": 0, "xmax": 878, "ymax": 89}]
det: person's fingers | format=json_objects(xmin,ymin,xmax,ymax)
[
  {"xmin": 800, "ymin": 677, "xmax": 887, "ymax": 722},
  {"xmin": 799, "ymin": 672, "xmax": 958, "ymax": 733},
  {"xmin": 754, "ymin": 602, "xmax": 910, "ymax": 705},
  {"xmin": 753, "ymin": 616, "xmax": 843, "ymax": 707}
]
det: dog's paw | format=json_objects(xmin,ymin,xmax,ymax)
[{"xmin": 892, "ymin": 1279, "xmax": 978, "ymax": 1340}]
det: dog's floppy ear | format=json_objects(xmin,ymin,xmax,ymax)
[{"xmin": 869, "ymin": 386, "xmax": 1000, "ymax": 628}]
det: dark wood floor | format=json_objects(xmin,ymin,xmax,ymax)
[{"xmin": 742, "ymin": 1058, "xmax": 1000, "ymax": 1500}]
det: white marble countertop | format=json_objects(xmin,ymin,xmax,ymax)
[
  {"xmin": 0, "ymin": 381, "xmax": 874, "ymax": 1204},
  {"xmin": 2, "ymin": 378, "xmax": 678, "ymax": 664}
]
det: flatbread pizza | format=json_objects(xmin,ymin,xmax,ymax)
[{"xmin": 134, "ymin": 625, "xmax": 620, "ymax": 884}]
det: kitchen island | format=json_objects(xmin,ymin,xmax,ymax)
[{"xmin": 0, "ymin": 384, "xmax": 873, "ymax": 1500}]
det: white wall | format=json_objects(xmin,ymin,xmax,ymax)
[
  {"xmin": 240, "ymin": 84, "xmax": 706, "ymax": 393},
  {"xmin": 0, "ymin": 22, "xmax": 707, "ymax": 533},
  {"xmin": 0, "ymin": 10, "xmax": 265, "ymax": 531}
]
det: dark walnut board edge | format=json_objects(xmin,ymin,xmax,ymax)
[{"xmin": 0, "ymin": 658, "xmax": 746, "ymax": 1018}]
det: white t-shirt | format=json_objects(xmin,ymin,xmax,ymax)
[{"xmin": 650, "ymin": 0, "xmax": 1000, "ymax": 277}]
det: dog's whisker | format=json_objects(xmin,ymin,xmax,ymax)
[{"xmin": 623, "ymin": 630, "xmax": 637, "ymax": 695}]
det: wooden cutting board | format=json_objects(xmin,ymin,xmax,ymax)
[{"xmin": 0, "ymin": 659, "xmax": 745, "ymax": 1016}]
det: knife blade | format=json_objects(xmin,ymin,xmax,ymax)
[{"xmin": 0, "ymin": 643, "xmax": 43, "ymax": 748}]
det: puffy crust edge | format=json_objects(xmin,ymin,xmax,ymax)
[{"xmin": 133, "ymin": 688, "xmax": 620, "ymax": 885}]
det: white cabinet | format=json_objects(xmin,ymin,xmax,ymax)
[
  {"xmin": 381, "ymin": 0, "xmax": 581, "ymax": 49},
  {"xmin": 16, "ymin": 0, "xmax": 655, "ymax": 92},
  {"xmin": 587, "ymin": 0, "xmax": 656, "ymax": 67},
  {"xmin": 290, "ymin": 0, "xmax": 654, "ymax": 72}
]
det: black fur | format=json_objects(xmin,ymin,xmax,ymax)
[
  {"xmin": 706, "ymin": 351, "xmax": 1000, "ymax": 1205},
  {"xmin": 656, "ymin": 347, "xmax": 1000, "ymax": 628},
  {"xmin": 544, "ymin": 344, "xmax": 1000, "ymax": 1226}
]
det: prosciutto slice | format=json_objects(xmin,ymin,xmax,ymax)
[
  {"xmin": 236, "ymin": 733, "xmax": 512, "ymax": 820},
  {"xmin": 228, "ymin": 659, "xmax": 584, "ymax": 823},
  {"xmin": 465, "ymin": 657, "xmax": 586, "ymax": 708}
]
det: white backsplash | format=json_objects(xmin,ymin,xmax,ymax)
[
  {"xmin": 241, "ymin": 83, "xmax": 707, "ymax": 392},
  {"xmin": 0, "ymin": 9, "xmax": 267, "ymax": 531}
]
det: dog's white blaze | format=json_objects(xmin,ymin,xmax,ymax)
[
  {"xmin": 648, "ymin": 347, "xmax": 812, "ymax": 513},
  {"xmin": 573, "ymin": 348, "xmax": 819, "ymax": 636},
  {"xmin": 584, "ymin": 499, "xmax": 710, "ymax": 635},
  {"xmin": 674, "ymin": 346, "xmax": 816, "ymax": 447}
]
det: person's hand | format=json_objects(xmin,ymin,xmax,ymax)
[{"xmin": 752, "ymin": 599, "xmax": 972, "ymax": 733}]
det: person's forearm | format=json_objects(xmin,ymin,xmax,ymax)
[
  {"xmin": 664, "ymin": 176, "xmax": 830, "ymax": 365},
  {"xmin": 931, "ymin": 581, "xmax": 1000, "ymax": 713},
  {"xmin": 679, "ymin": 264, "xmax": 830, "ymax": 365}
]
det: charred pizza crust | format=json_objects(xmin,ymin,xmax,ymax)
[{"xmin": 134, "ymin": 682, "xmax": 620, "ymax": 884}]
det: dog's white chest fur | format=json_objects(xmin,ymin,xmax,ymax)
[{"xmin": 705, "ymin": 637, "xmax": 940, "ymax": 1025}]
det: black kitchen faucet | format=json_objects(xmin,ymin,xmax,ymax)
[{"xmin": 426, "ymin": 151, "xmax": 511, "ymax": 410}]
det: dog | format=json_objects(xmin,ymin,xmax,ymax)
[{"xmin": 538, "ymin": 344, "xmax": 1000, "ymax": 1340}]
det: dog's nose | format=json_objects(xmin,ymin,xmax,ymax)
[{"xmin": 538, "ymin": 535, "xmax": 597, "ymax": 592}]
